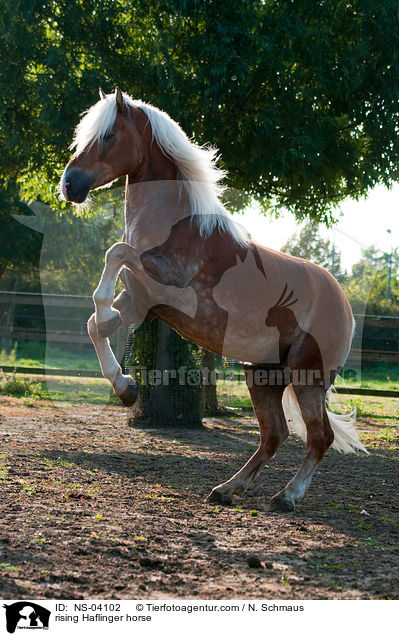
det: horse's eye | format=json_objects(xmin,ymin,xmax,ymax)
[{"xmin": 103, "ymin": 133, "xmax": 115, "ymax": 143}]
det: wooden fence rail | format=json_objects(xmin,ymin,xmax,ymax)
[
  {"xmin": 0, "ymin": 291, "xmax": 93, "ymax": 308},
  {"xmin": 1, "ymin": 291, "xmax": 398, "ymax": 361}
]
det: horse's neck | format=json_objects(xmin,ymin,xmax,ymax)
[
  {"xmin": 124, "ymin": 180, "xmax": 192, "ymax": 253},
  {"xmin": 123, "ymin": 124, "xmax": 191, "ymax": 252}
]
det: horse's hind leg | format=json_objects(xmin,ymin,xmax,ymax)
[
  {"xmin": 270, "ymin": 385, "xmax": 334, "ymax": 512},
  {"xmin": 207, "ymin": 382, "xmax": 289, "ymax": 505}
]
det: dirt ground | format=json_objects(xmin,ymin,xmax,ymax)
[{"xmin": 0, "ymin": 395, "xmax": 398, "ymax": 600}]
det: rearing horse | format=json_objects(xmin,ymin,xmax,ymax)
[{"xmin": 61, "ymin": 87, "xmax": 367, "ymax": 512}]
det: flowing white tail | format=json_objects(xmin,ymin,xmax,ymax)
[{"xmin": 282, "ymin": 384, "xmax": 368, "ymax": 454}]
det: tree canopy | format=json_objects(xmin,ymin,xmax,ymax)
[
  {"xmin": 282, "ymin": 225, "xmax": 399, "ymax": 315},
  {"xmin": 2, "ymin": 0, "xmax": 399, "ymax": 221},
  {"xmin": 281, "ymin": 222, "xmax": 344, "ymax": 279},
  {"xmin": 344, "ymin": 246, "xmax": 399, "ymax": 315}
]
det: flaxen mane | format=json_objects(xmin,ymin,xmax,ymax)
[{"xmin": 71, "ymin": 92, "xmax": 248, "ymax": 246}]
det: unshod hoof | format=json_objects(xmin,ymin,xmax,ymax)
[
  {"xmin": 270, "ymin": 493, "xmax": 295, "ymax": 513},
  {"xmin": 119, "ymin": 379, "xmax": 139, "ymax": 407},
  {"xmin": 205, "ymin": 489, "xmax": 233, "ymax": 506}
]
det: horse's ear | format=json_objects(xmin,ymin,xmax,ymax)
[
  {"xmin": 99, "ymin": 87, "xmax": 106, "ymax": 100},
  {"xmin": 115, "ymin": 86, "xmax": 124, "ymax": 113}
]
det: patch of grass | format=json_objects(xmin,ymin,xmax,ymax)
[
  {"xmin": 2, "ymin": 362, "xmax": 398, "ymax": 422},
  {"xmin": 332, "ymin": 394, "xmax": 399, "ymax": 425},
  {"xmin": 0, "ymin": 369, "xmax": 117, "ymax": 405},
  {"xmin": 21, "ymin": 396, "xmax": 39, "ymax": 407},
  {"xmin": 357, "ymin": 520, "xmax": 375, "ymax": 531},
  {"xmin": 309, "ymin": 557, "xmax": 344, "ymax": 573},
  {"xmin": 18, "ymin": 479, "xmax": 37, "ymax": 496},
  {"xmin": 0, "ymin": 372, "xmax": 42, "ymax": 398},
  {"xmin": 0, "ymin": 340, "xmax": 100, "ymax": 371},
  {"xmin": 31, "ymin": 532, "xmax": 50, "ymax": 544},
  {"xmin": 377, "ymin": 428, "xmax": 397, "ymax": 442},
  {"xmin": 219, "ymin": 380, "xmax": 399, "ymax": 415},
  {"xmin": 0, "ymin": 562, "xmax": 22, "ymax": 572},
  {"xmin": 327, "ymin": 502, "xmax": 345, "ymax": 510},
  {"xmin": 0, "ymin": 454, "xmax": 8, "ymax": 481},
  {"xmin": 338, "ymin": 362, "xmax": 399, "ymax": 391}
]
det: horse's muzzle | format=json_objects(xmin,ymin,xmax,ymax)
[{"xmin": 61, "ymin": 168, "xmax": 93, "ymax": 203}]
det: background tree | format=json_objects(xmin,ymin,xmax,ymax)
[
  {"xmin": 0, "ymin": 182, "xmax": 42, "ymax": 287},
  {"xmin": 2, "ymin": 0, "xmax": 399, "ymax": 425},
  {"xmin": 0, "ymin": 191, "xmax": 124, "ymax": 294},
  {"xmin": 2, "ymin": 0, "xmax": 399, "ymax": 221},
  {"xmin": 282, "ymin": 225, "xmax": 399, "ymax": 314},
  {"xmin": 281, "ymin": 222, "xmax": 345, "ymax": 281},
  {"xmin": 343, "ymin": 247, "xmax": 399, "ymax": 316},
  {"xmin": 202, "ymin": 349, "xmax": 219, "ymax": 416}
]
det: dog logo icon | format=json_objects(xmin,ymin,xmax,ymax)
[{"xmin": 3, "ymin": 602, "xmax": 50, "ymax": 633}]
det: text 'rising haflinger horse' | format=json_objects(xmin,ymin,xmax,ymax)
[{"xmin": 61, "ymin": 87, "xmax": 367, "ymax": 512}]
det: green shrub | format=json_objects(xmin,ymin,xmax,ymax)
[{"xmin": 0, "ymin": 373, "xmax": 41, "ymax": 397}]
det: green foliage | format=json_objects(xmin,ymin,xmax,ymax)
[
  {"xmin": 2, "ymin": 0, "xmax": 399, "ymax": 425},
  {"xmin": 282, "ymin": 224, "xmax": 399, "ymax": 315},
  {"xmin": 0, "ymin": 340, "xmax": 100, "ymax": 371},
  {"xmin": 37, "ymin": 203, "xmax": 124, "ymax": 294},
  {"xmin": 0, "ymin": 372, "xmax": 41, "ymax": 397},
  {"xmin": 2, "ymin": 1, "xmax": 399, "ymax": 219},
  {"xmin": 0, "ymin": 191, "xmax": 124, "ymax": 292},
  {"xmin": 0, "ymin": 181, "xmax": 42, "ymax": 283},
  {"xmin": 343, "ymin": 247, "xmax": 399, "ymax": 315},
  {"xmin": 131, "ymin": 320, "xmax": 159, "ymax": 370},
  {"xmin": 281, "ymin": 222, "xmax": 345, "ymax": 280}
]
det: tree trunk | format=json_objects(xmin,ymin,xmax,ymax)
[
  {"xmin": 202, "ymin": 349, "xmax": 219, "ymax": 415},
  {"xmin": 128, "ymin": 319, "xmax": 203, "ymax": 428}
]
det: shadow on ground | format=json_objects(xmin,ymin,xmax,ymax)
[{"xmin": 0, "ymin": 401, "xmax": 397, "ymax": 599}]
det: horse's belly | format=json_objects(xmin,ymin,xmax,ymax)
[{"xmin": 220, "ymin": 320, "xmax": 280, "ymax": 364}]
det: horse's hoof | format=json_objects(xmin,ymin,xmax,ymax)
[
  {"xmin": 97, "ymin": 313, "xmax": 122, "ymax": 337},
  {"xmin": 119, "ymin": 380, "xmax": 139, "ymax": 407},
  {"xmin": 206, "ymin": 489, "xmax": 233, "ymax": 505},
  {"xmin": 270, "ymin": 493, "xmax": 295, "ymax": 513}
]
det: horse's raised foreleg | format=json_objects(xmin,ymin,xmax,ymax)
[
  {"xmin": 89, "ymin": 241, "xmax": 197, "ymax": 406},
  {"xmin": 93, "ymin": 242, "xmax": 142, "ymax": 337},
  {"xmin": 207, "ymin": 382, "xmax": 289, "ymax": 505},
  {"xmin": 88, "ymin": 282, "xmax": 152, "ymax": 406},
  {"xmin": 93, "ymin": 241, "xmax": 197, "ymax": 339},
  {"xmin": 270, "ymin": 385, "xmax": 334, "ymax": 512},
  {"xmin": 87, "ymin": 314, "xmax": 138, "ymax": 406}
]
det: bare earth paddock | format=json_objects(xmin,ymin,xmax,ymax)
[{"xmin": 0, "ymin": 390, "xmax": 398, "ymax": 600}]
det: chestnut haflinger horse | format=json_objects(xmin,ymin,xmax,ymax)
[{"xmin": 61, "ymin": 87, "xmax": 367, "ymax": 512}]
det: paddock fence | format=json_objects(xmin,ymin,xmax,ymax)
[{"xmin": 0, "ymin": 291, "xmax": 398, "ymax": 398}]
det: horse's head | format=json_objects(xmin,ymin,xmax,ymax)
[
  {"xmin": 61, "ymin": 87, "xmax": 146, "ymax": 203},
  {"xmin": 265, "ymin": 284, "xmax": 298, "ymax": 329}
]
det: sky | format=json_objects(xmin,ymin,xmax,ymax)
[{"xmin": 232, "ymin": 184, "xmax": 399, "ymax": 273}]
